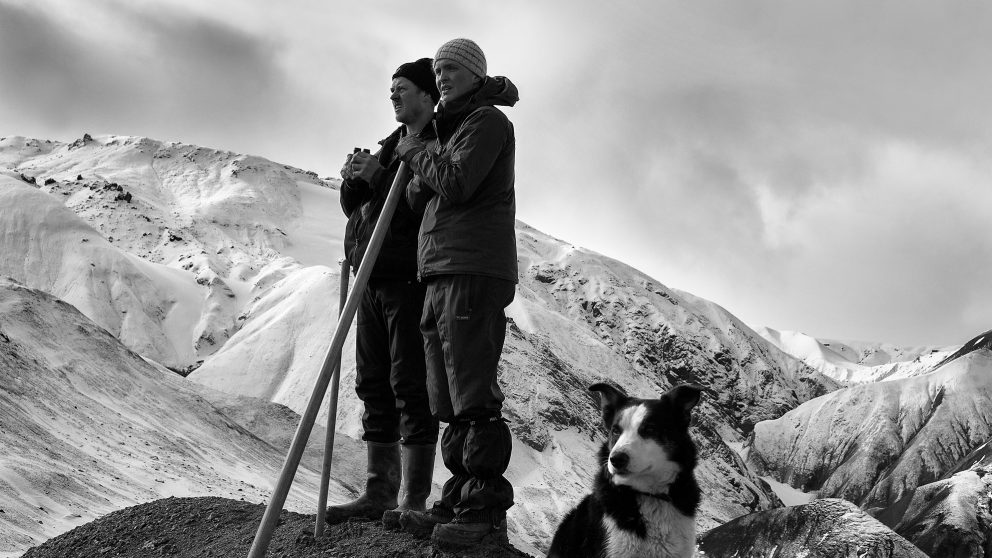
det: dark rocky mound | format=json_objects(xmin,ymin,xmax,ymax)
[
  {"xmin": 876, "ymin": 465, "xmax": 992, "ymax": 558},
  {"xmin": 20, "ymin": 497, "xmax": 534, "ymax": 558},
  {"xmin": 697, "ymin": 498, "xmax": 927, "ymax": 558}
]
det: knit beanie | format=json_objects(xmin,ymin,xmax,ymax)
[
  {"xmin": 392, "ymin": 57, "xmax": 441, "ymax": 104},
  {"xmin": 434, "ymin": 38, "xmax": 487, "ymax": 78}
]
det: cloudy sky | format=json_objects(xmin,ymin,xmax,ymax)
[{"xmin": 2, "ymin": 0, "xmax": 990, "ymax": 346}]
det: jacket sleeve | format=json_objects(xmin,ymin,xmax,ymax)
[
  {"xmin": 405, "ymin": 108, "xmax": 509, "ymax": 205},
  {"xmin": 339, "ymin": 178, "xmax": 370, "ymax": 217},
  {"xmin": 367, "ymin": 167, "xmax": 391, "ymax": 198},
  {"xmin": 405, "ymin": 175, "xmax": 433, "ymax": 214}
]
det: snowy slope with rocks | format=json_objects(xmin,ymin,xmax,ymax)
[
  {"xmin": 6, "ymin": 132, "xmax": 960, "ymax": 556},
  {"xmin": 878, "ymin": 464, "xmax": 992, "ymax": 558},
  {"xmin": 0, "ymin": 278, "xmax": 367, "ymax": 558},
  {"xmin": 754, "ymin": 326, "xmax": 954, "ymax": 384},
  {"xmin": 0, "ymin": 173, "xmax": 205, "ymax": 370},
  {"xmin": 1, "ymin": 134, "xmax": 341, "ymax": 371},
  {"xmin": 698, "ymin": 498, "xmax": 927, "ymax": 558},
  {"xmin": 187, "ymin": 219, "xmax": 843, "ymax": 538},
  {"xmin": 748, "ymin": 330, "xmax": 992, "ymax": 554}
]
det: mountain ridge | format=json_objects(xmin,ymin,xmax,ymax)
[
  {"xmin": 753, "ymin": 325, "xmax": 954, "ymax": 384},
  {"xmin": 6, "ymin": 132, "xmax": 978, "ymax": 556},
  {"xmin": 747, "ymin": 342, "xmax": 992, "ymax": 556}
]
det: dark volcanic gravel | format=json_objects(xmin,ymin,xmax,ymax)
[{"xmin": 19, "ymin": 497, "xmax": 535, "ymax": 558}]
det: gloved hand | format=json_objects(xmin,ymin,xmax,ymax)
[
  {"xmin": 349, "ymin": 151, "xmax": 383, "ymax": 183},
  {"xmin": 395, "ymin": 135, "xmax": 427, "ymax": 162}
]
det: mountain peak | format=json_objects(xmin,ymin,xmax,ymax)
[{"xmin": 932, "ymin": 328, "xmax": 992, "ymax": 369}]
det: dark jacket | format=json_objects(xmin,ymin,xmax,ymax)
[
  {"xmin": 341, "ymin": 126, "xmax": 434, "ymax": 279},
  {"xmin": 403, "ymin": 76, "xmax": 519, "ymax": 283}
]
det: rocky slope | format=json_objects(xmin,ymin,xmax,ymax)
[
  {"xmin": 0, "ymin": 172, "xmax": 203, "ymax": 370},
  {"xmin": 1, "ymin": 134, "xmax": 339, "ymax": 372},
  {"xmin": 698, "ymin": 498, "xmax": 927, "ymax": 558},
  {"xmin": 879, "ymin": 465, "xmax": 992, "ymax": 558},
  {"xmin": 748, "ymin": 336, "xmax": 992, "ymax": 506},
  {"xmin": 187, "ymin": 219, "xmax": 843, "ymax": 537},
  {"xmin": 0, "ymin": 133, "xmax": 845, "ymax": 555},
  {"xmin": 19, "ymin": 496, "xmax": 533, "ymax": 558},
  {"xmin": 748, "ymin": 330, "xmax": 992, "ymax": 555},
  {"xmin": 0, "ymin": 279, "xmax": 364, "ymax": 557}
]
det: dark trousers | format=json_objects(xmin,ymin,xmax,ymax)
[
  {"xmin": 355, "ymin": 278, "xmax": 438, "ymax": 445},
  {"xmin": 421, "ymin": 274, "xmax": 515, "ymax": 515}
]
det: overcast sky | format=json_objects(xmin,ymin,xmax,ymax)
[{"xmin": 2, "ymin": 0, "xmax": 990, "ymax": 346}]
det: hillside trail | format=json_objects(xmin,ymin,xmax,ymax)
[{"xmin": 20, "ymin": 496, "xmax": 535, "ymax": 558}]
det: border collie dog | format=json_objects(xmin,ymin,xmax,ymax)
[{"xmin": 548, "ymin": 383, "xmax": 702, "ymax": 558}]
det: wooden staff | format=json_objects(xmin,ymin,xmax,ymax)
[
  {"xmin": 248, "ymin": 163, "xmax": 410, "ymax": 558},
  {"xmin": 314, "ymin": 257, "xmax": 349, "ymax": 536}
]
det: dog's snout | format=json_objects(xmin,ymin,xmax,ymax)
[{"xmin": 609, "ymin": 452, "xmax": 629, "ymax": 471}]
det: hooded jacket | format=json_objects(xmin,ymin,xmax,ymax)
[
  {"xmin": 403, "ymin": 76, "xmax": 519, "ymax": 283},
  {"xmin": 341, "ymin": 125, "xmax": 435, "ymax": 279}
]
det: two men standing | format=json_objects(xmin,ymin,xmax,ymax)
[{"xmin": 331, "ymin": 39, "xmax": 519, "ymax": 551}]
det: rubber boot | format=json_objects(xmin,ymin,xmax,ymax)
[
  {"xmin": 397, "ymin": 502, "xmax": 455, "ymax": 537},
  {"xmin": 325, "ymin": 441, "xmax": 400, "ymax": 524},
  {"xmin": 382, "ymin": 443, "xmax": 436, "ymax": 530},
  {"xmin": 431, "ymin": 509, "xmax": 509, "ymax": 551}
]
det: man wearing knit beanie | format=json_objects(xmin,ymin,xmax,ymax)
[
  {"xmin": 392, "ymin": 57, "xmax": 441, "ymax": 105},
  {"xmin": 394, "ymin": 38, "xmax": 521, "ymax": 552},
  {"xmin": 326, "ymin": 58, "xmax": 440, "ymax": 528}
]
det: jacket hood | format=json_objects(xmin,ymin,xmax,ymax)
[
  {"xmin": 474, "ymin": 76, "xmax": 519, "ymax": 108},
  {"xmin": 437, "ymin": 76, "xmax": 518, "ymax": 125}
]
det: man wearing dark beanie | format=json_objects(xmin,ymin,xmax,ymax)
[
  {"xmin": 394, "ymin": 38, "xmax": 520, "ymax": 551},
  {"xmin": 326, "ymin": 57, "xmax": 440, "ymax": 527},
  {"xmin": 392, "ymin": 57, "xmax": 442, "ymax": 106}
]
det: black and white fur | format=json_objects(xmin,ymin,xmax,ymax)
[{"xmin": 548, "ymin": 383, "xmax": 703, "ymax": 558}]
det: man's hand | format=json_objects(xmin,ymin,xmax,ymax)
[
  {"xmin": 340, "ymin": 153, "xmax": 356, "ymax": 181},
  {"xmin": 395, "ymin": 135, "xmax": 427, "ymax": 161},
  {"xmin": 349, "ymin": 151, "xmax": 382, "ymax": 183}
]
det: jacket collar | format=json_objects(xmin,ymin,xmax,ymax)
[{"xmin": 435, "ymin": 76, "xmax": 519, "ymax": 139}]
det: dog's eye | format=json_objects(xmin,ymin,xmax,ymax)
[
  {"xmin": 611, "ymin": 424, "xmax": 622, "ymax": 436},
  {"xmin": 640, "ymin": 425, "xmax": 655, "ymax": 436}
]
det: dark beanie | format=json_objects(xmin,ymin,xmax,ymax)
[{"xmin": 392, "ymin": 58, "xmax": 440, "ymax": 105}]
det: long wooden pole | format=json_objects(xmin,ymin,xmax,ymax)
[
  {"xmin": 248, "ymin": 163, "xmax": 409, "ymax": 558},
  {"xmin": 314, "ymin": 258, "xmax": 350, "ymax": 536}
]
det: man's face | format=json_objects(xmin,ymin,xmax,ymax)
[
  {"xmin": 390, "ymin": 77, "xmax": 429, "ymax": 125},
  {"xmin": 433, "ymin": 59, "xmax": 479, "ymax": 104}
]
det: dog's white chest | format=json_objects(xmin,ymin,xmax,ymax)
[{"xmin": 602, "ymin": 497, "xmax": 696, "ymax": 558}]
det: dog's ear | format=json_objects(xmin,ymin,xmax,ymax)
[
  {"xmin": 664, "ymin": 384, "xmax": 703, "ymax": 424},
  {"xmin": 589, "ymin": 382, "xmax": 628, "ymax": 426}
]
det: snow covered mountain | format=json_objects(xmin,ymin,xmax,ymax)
[
  {"xmin": 748, "ymin": 330, "xmax": 992, "ymax": 556},
  {"xmin": 1, "ymin": 134, "xmax": 339, "ymax": 372},
  {"xmin": 5, "ymin": 132, "xmax": 958, "ymax": 556},
  {"xmin": 698, "ymin": 498, "xmax": 927, "ymax": 558},
  {"xmin": 753, "ymin": 326, "xmax": 954, "ymax": 384},
  {"xmin": 0, "ymin": 278, "xmax": 366, "ymax": 558}
]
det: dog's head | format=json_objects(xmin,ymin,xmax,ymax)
[{"xmin": 589, "ymin": 382, "xmax": 702, "ymax": 495}]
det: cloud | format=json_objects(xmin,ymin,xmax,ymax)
[
  {"xmin": 729, "ymin": 1, "xmax": 992, "ymax": 145},
  {"xmin": 3, "ymin": 0, "xmax": 989, "ymax": 345},
  {"xmin": 0, "ymin": 1, "xmax": 291, "ymax": 152},
  {"xmin": 508, "ymin": 0, "xmax": 992, "ymax": 344},
  {"xmin": 110, "ymin": 3, "xmax": 286, "ymax": 122},
  {"xmin": 0, "ymin": 2, "xmax": 139, "ymax": 128},
  {"xmin": 744, "ymin": 142, "xmax": 992, "ymax": 344}
]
